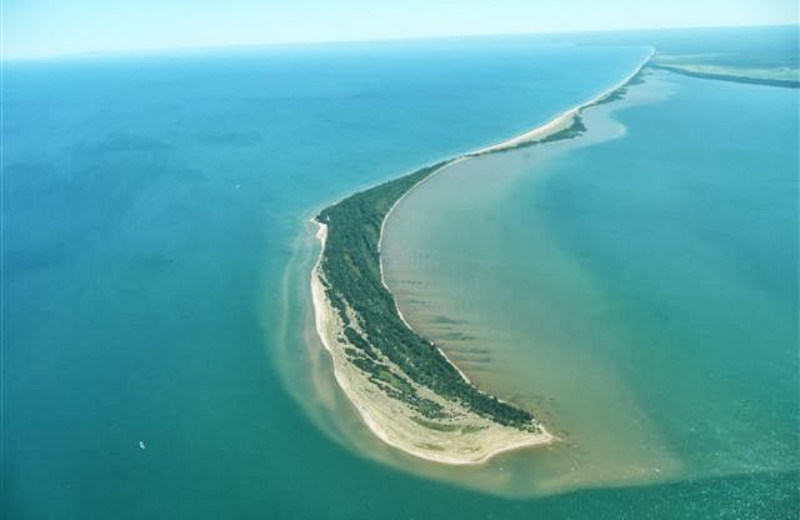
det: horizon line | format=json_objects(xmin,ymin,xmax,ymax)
[{"xmin": 2, "ymin": 22, "xmax": 797, "ymax": 63}]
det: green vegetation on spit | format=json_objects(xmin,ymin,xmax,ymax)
[
  {"xmin": 317, "ymin": 160, "xmax": 541, "ymax": 429},
  {"xmin": 511, "ymin": 116, "xmax": 586, "ymax": 148},
  {"xmin": 589, "ymin": 68, "xmax": 648, "ymax": 106}
]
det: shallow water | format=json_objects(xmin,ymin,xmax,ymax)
[
  {"xmin": 5, "ymin": 27, "xmax": 797, "ymax": 518},
  {"xmin": 382, "ymin": 69, "xmax": 798, "ymax": 498},
  {"xmin": 6, "ymin": 37, "xmax": 688, "ymax": 519}
]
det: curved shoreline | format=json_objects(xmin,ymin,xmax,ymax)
[
  {"xmin": 309, "ymin": 49, "xmax": 654, "ymax": 465},
  {"xmin": 311, "ymin": 223, "xmax": 554, "ymax": 464}
]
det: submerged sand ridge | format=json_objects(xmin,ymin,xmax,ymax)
[{"xmin": 309, "ymin": 50, "xmax": 654, "ymax": 465}]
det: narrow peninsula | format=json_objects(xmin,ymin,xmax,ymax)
[
  {"xmin": 650, "ymin": 53, "xmax": 799, "ymax": 89},
  {"xmin": 310, "ymin": 52, "xmax": 653, "ymax": 464}
]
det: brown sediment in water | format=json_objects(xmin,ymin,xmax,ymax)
[{"xmin": 306, "ymin": 50, "xmax": 655, "ymax": 465}]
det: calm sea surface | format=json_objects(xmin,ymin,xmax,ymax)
[
  {"xmin": 383, "ymin": 68, "xmax": 798, "ymax": 500},
  {"xmin": 4, "ymin": 29, "xmax": 796, "ymax": 518}
]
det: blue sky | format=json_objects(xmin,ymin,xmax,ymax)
[{"xmin": 3, "ymin": 0, "xmax": 798, "ymax": 59}]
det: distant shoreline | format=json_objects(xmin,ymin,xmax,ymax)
[
  {"xmin": 308, "ymin": 49, "xmax": 653, "ymax": 464},
  {"xmin": 649, "ymin": 63, "xmax": 800, "ymax": 89}
]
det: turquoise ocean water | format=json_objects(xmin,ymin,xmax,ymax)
[
  {"xmin": 4, "ymin": 28, "xmax": 797, "ymax": 518},
  {"xmin": 382, "ymin": 68, "xmax": 798, "ymax": 501}
]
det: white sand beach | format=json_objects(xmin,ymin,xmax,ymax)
[{"xmin": 308, "ymin": 49, "xmax": 654, "ymax": 464}]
